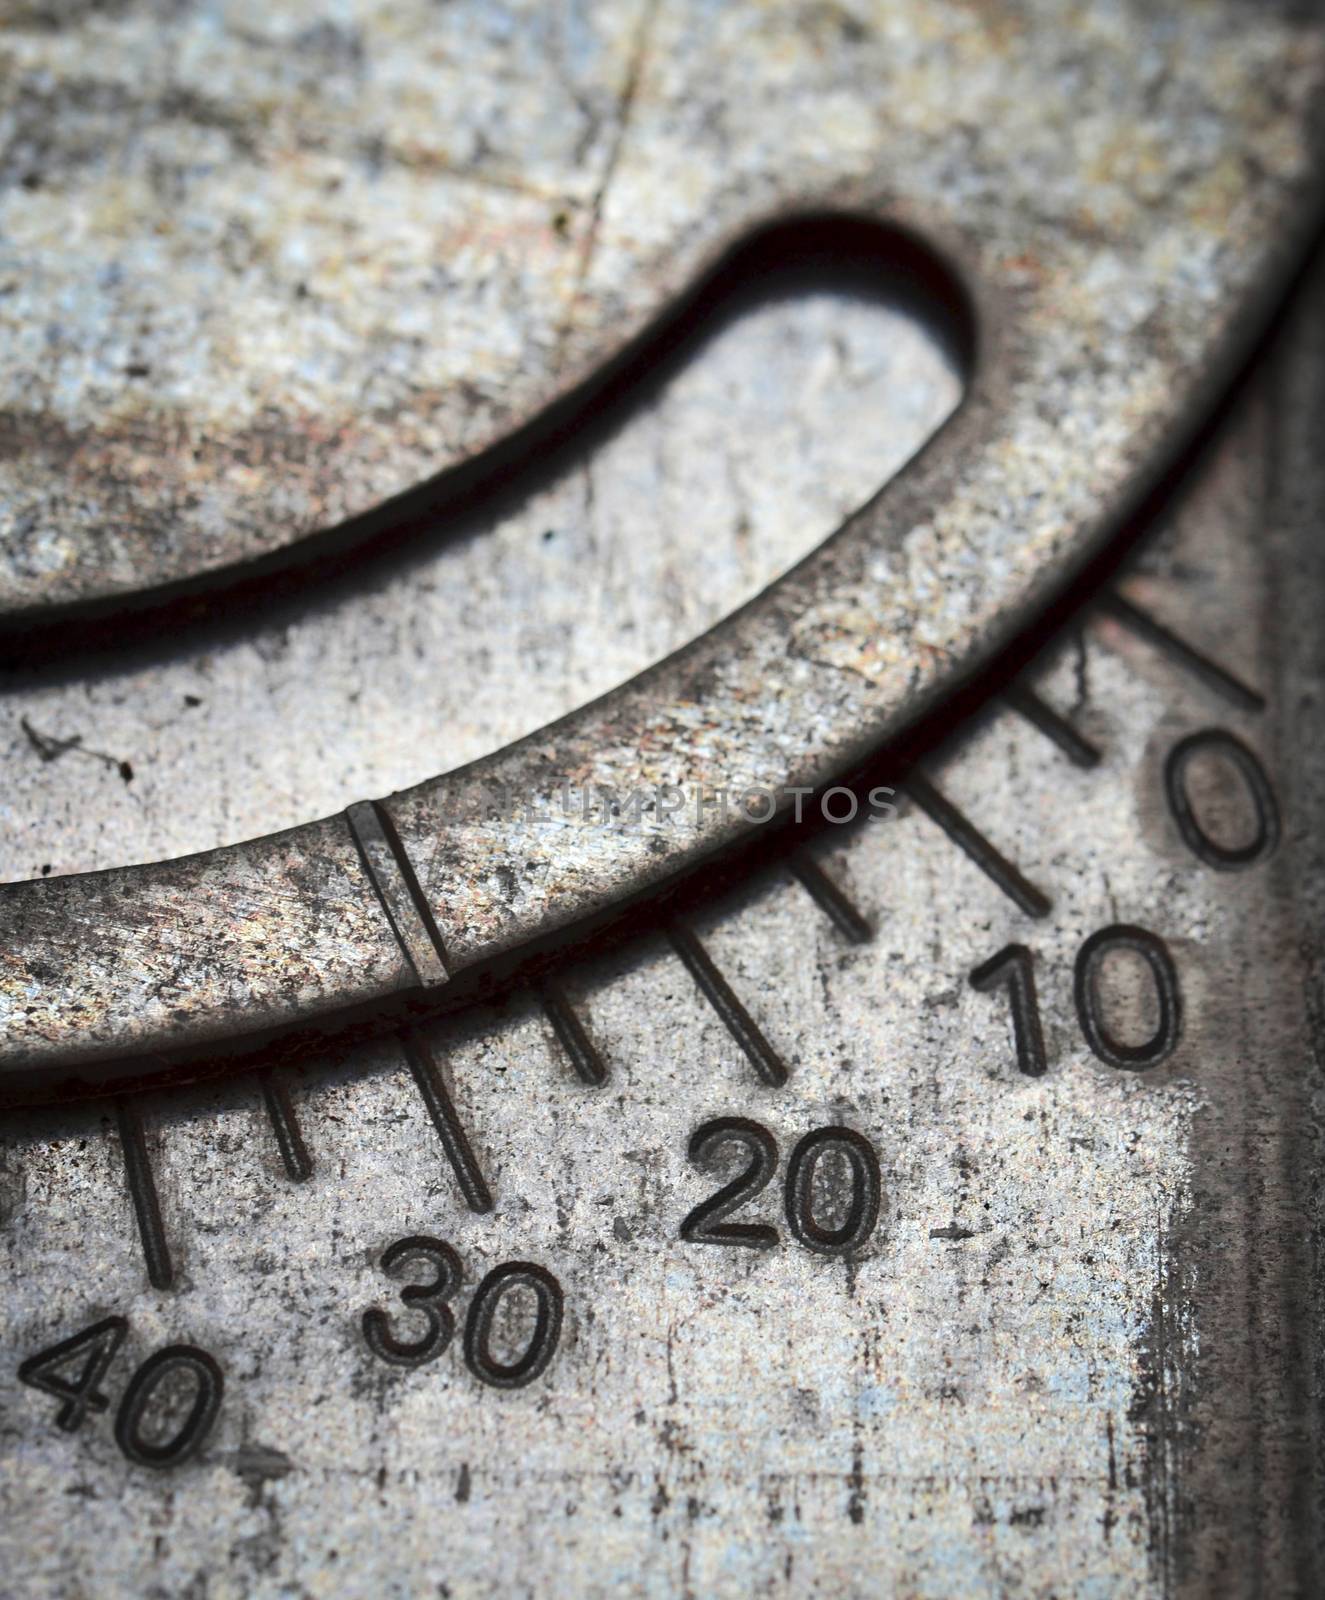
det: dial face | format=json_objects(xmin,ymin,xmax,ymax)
[{"xmin": 2, "ymin": 5, "xmax": 1325, "ymax": 1598}]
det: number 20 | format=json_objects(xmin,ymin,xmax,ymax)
[{"xmin": 680, "ymin": 1119, "xmax": 882, "ymax": 1256}]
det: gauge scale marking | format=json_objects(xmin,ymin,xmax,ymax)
[
  {"xmin": 2, "ymin": 3, "xmax": 1325, "ymax": 1598},
  {"xmin": 3, "ymin": 275, "xmax": 1321, "ymax": 1593},
  {"xmin": 1, "ymin": 0, "xmax": 1322, "ymax": 1082}
]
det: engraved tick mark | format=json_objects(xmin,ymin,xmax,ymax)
[
  {"xmin": 789, "ymin": 853, "xmax": 871, "ymax": 943},
  {"xmin": 540, "ymin": 982, "xmax": 608, "ymax": 1086},
  {"xmin": 402, "ymin": 1032, "xmax": 494, "ymax": 1213},
  {"xmin": 114, "ymin": 1099, "xmax": 173, "ymax": 1290},
  {"xmin": 258, "ymin": 1069, "xmax": 313, "ymax": 1182},
  {"xmin": 666, "ymin": 921, "xmax": 788, "ymax": 1087},
  {"xmin": 347, "ymin": 799, "xmax": 449, "ymax": 987},
  {"xmin": 905, "ymin": 774, "xmax": 1051, "ymax": 918},
  {"xmin": 1097, "ymin": 593, "xmax": 1264, "ymax": 712},
  {"xmin": 1004, "ymin": 685, "xmax": 1101, "ymax": 769}
]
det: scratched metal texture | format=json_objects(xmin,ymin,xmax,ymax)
[
  {"xmin": 0, "ymin": 224, "xmax": 1321, "ymax": 1600},
  {"xmin": 0, "ymin": 285, "xmax": 959, "ymax": 879},
  {"xmin": 0, "ymin": 0, "xmax": 1314, "ymax": 621},
  {"xmin": 1, "ymin": 0, "xmax": 1323, "ymax": 1079},
  {"xmin": 0, "ymin": 325, "xmax": 1312, "ymax": 1593},
  {"xmin": 0, "ymin": 273, "xmax": 962, "ymax": 1076},
  {"xmin": 0, "ymin": 9, "xmax": 1322, "ymax": 1596}
]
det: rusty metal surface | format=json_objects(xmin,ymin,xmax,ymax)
[
  {"xmin": 1, "ymin": 261, "xmax": 1322, "ymax": 1594},
  {"xmin": 1, "ymin": 0, "xmax": 1323, "ymax": 1081},
  {"xmin": 2, "ymin": 3, "xmax": 1325, "ymax": 1088},
  {"xmin": 0, "ymin": 818, "xmax": 418, "ymax": 1068},
  {"xmin": 0, "ymin": 15, "xmax": 1323, "ymax": 1586},
  {"xmin": 4, "ymin": 0, "xmax": 1314, "ymax": 624},
  {"xmin": 0, "ymin": 0, "xmax": 651, "ymax": 613},
  {"xmin": 7, "ymin": 0, "xmax": 1325, "ymax": 1088},
  {"xmin": 0, "ymin": 277, "xmax": 961, "ymax": 880}
]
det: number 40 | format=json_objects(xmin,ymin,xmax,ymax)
[{"xmin": 18, "ymin": 1317, "xmax": 223, "ymax": 1469}]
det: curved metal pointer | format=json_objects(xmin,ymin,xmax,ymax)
[{"xmin": 1, "ymin": 1, "xmax": 1323, "ymax": 1087}]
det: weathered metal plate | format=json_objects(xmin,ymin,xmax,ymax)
[
  {"xmin": 0, "ymin": 0, "xmax": 1320, "ymax": 625},
  {"xmin": 1, "ymin": 252, "xmax": 1322, "ymax": 1593},
  {"xmin": 0, "ymin": 277, "xmax": 961, "ymax": 881},
  {"xmin": 1, "ymin": 0, "xmax": 1323, "ymax": 1082},
  {"xmin": 2, "ymin": 0, "xmax": 1325, "ymax": 1575}
]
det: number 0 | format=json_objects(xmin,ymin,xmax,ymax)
[
  {"xmin": 463, "ymin": 1262, "xmax": 564, "ymax": 1390},
  {"xmin": 1164, "ymin": 729, "xmax": 1279, "ymax": 870},
  {"xmin": 1073, "ymin": 925, "xmax": 1182, "ymax": 1070},
  {"xmin": 784, "ymin": 1127, "xmax": 882, "ymax": 1256},
  {"xmin": 114, "ymin": 1345, "xmax": 223, "ymax": 1469}
]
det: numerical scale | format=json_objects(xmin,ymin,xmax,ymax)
[{"xmin": 2, "ymin": 4, "xmax": 1324, "ymax": 1595}]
